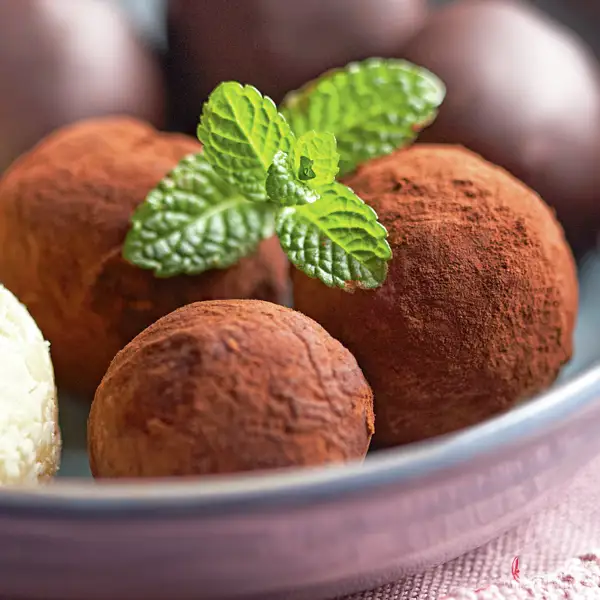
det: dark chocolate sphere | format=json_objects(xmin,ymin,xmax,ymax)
[
  {"xmin": 404, "ymin": 0, "xmax": 600, "ymax": 254},
  {"xmin": 167, "ymin": 0, "xmax": 427, "ymax": 133},
  {"xmin": 0, "ymin": 0, "xmax": 164, "ymax": 172}
]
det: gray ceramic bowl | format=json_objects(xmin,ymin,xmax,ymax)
[{"xmin": 1, "ymin": 253, "xmax": 600, "ymax": 600}]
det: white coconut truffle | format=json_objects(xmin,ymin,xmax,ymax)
[{"xmin": 0, "ymin": 284, "xmax": 60, "ymax": 484}]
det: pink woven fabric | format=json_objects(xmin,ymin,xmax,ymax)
[
  {"xmin": 341, "ymin": 453, "xmax": 600, "ymax": 599},
  {"xmin": 442, "ymin": 554, "xmax": 600, "ymax": 599}
]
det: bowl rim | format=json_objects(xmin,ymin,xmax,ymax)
[{"xmin": 1, "ymin": 361, "xmax": 599, "ymax": 517}]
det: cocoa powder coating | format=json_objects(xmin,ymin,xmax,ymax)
[
  {"xmin": 88, "ymin": 300, "xmax": 375, "ymax": 478},
  {"xmin": 0, "ymin": 118, "xmax": 288, "ymax": 396},
  {"xmin": 293, "ymin": 145, "xmax": 578, "ymax": 447}
]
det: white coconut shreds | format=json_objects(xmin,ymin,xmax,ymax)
[{"xmin": 0, "ymin": 284, "xmax": 60, "ymax": 484}]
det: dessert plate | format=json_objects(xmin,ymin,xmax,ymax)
[{"xmin": 0, "ymin": 251, "xmax": 599, "ymax": 600}]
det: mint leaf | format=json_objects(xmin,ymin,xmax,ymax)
[
  {"xmin": 266, "ymin": 151, "xmax": 320, "ymax": 207},
  {"xmin": 298, "ymin": 156, "xmax": 316, "ymax": 181},
  {"xmin": 276, "ymin": 182, "xmax": 392, "ymax": 289},
  {"xmin": 291, "ymin": 131, "xmax": 339, "ymax": 189},
  {"xmin": 123, "ymin": 153, "xmax": 275, "ymax": 277},
  {"xmin": 281, "ymin": 58, "xmax": 445, "ymax": 175},
  {"xmin": 198, "ymin": 82, "xmax": 294, "ymax": 201},
  {"xmin": 265, "ymin": 131, "xmax": 339, "ymax": 207}
]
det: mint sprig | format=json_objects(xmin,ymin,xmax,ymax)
[
  {"xmin": 124, "ymin": 58, "xmax": 446, "ymax": 291},
  {"xmin": 123, "ymin": 153, "xmax": 275, "ymax": 277},
  {"xmin": 281, "ymin": 58, "xmax": 445, "ymax": 175},
  {"xmin": 198, "ymin": 82, "xmax": 294, "ymax": 201},
  {"xmin": 266, "ymin": 132, "xmax": 391, "ymax": 289}
]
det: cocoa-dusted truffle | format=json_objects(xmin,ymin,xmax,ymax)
[
  {"xmin": 403, "ymin": 0, "xmax": 600, "ymax": 255},
  {"xmin": 0, "ymin": 118, "xmax": 288, "ymax": 396},
  {"xmin": 166, "ymin": 0, "xmax": 428, "ymax": 133},
  {"xmin": 293, "ymin": 145, "xmax": 578, "ymax": 447},
  {"xmin": 88, "ymin": 300, "xmax": 374, "ymax": 478},
  {"xmin": 0, "ymin": 0, "xmax": 164, "ymax": 173}
]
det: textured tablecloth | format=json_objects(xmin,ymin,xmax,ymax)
[
  {"xmin": 340, "ymin": 446, "xmax": 600, "ymax": 599},
  {"xmin": 443, "ymin": 553, "xmax": 600, "ymax": 599}
]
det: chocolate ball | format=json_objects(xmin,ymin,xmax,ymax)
[
  {"xmin": 88, "ymin": 300, "xmax": 374, "ymax": 478},
  {"xmin": 404, "ymin": 0, "xmax": 600, "ymax": 255},
  {"xmin": 0, "ymin": 0, "xmax": 164, "ymax": 173},
  {"xmin": 0, "ymin": 118, "xmax": 289, "ymax": 396},
  {"xmin": 166, "ymin": 0, "xmax": 428, "ymax": 133},
  {"xmin": 293, "ymin": 145, "xmax": 578, "ymax": 447}
]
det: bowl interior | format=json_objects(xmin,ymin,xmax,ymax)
[{"xmin": 49, "ymin": 250, "xmax": 600, "ymax": 503}]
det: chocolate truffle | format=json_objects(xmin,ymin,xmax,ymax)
[
  {"xmin": 0, "ymin": 0, "xmax": 164, "ymax": 172},
  {"xmin": 293, "ymin": 145, "xmax": 578, "ymax": 447},
  {"xmin": 0, "ymin": 118, "xmax": 288, "ymax": 396},
  {"xmin": 166, "ymin": 0, "xmax": 428, "ymax": 133},
  {"xmin": 88, "ymin": 300, "xmax": 374, "ymax": 478},
  {"xmin": 403, "ymin": 0, "xmax": 600, "ymax": 255}
]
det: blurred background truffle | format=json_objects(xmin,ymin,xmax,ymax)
[
  {"xmin": 403, "ymin": 0, "xmax": 600, "ymax": 256},
  {"xmin": 0, "ymin": 0, "xmax": 164, "ymax": 173},
  {"xmin": 3, "ymin": 0, "xmax": 600, "ymax": 253},
  {"xmin": 166, "ymin": 0, "xmax": 428, "ymax": 134}
]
